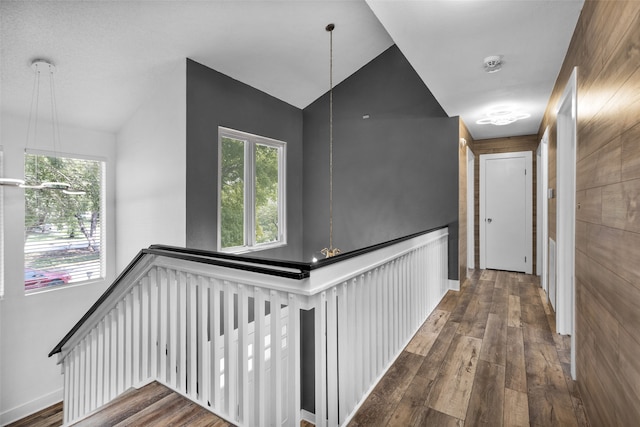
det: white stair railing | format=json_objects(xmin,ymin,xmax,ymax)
[{"xmin": 52, "ymin": 226, "xmax": 449, "ymax": 426}]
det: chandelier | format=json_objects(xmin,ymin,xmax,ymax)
[{"xmin": 0, "ymin": 60, "xmax": 84, "ymax": 195}]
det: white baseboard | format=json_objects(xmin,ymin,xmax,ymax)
[
  {"xmin": 1, "ymin": 388, "xmax": 63, "ymax": 426},
  {"xmin": 448, "ymin": 279, "xmax": 460, "ymax": 291}
]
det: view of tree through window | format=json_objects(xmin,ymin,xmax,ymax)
[
  {"xmin": 255, "ymin": 144, "xmax": 279, "ymax": 244},
  {"xmin": 24, "ymin": 153, "xmax": 104, "ymax": 291},
  {"xmin": 220, "ymin": 136, "xmax": 245, "ymax": 248},
  {"xmin": 219, "ymin": 128, "xmax": 284, "ymax": 251}
]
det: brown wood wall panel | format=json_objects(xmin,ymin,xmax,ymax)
[
  {"xmin": 537, "ymin": 1, "xmax": 640, "ymax": 424},
  {"xmin": 471, "ymin": 135, "xmax": 539, "ymax": 272},
  {"xmin": 621, "ymin": 122, "xmax": 640, "ymax": 181}
]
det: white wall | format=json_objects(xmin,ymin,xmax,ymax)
[
  {"xmin": 0, "ymin": 113, "xmax": 117, "ymax": 425},
  {"xmin": 116, "ymin": 60, "xmax": 186, "ymax": 270}
]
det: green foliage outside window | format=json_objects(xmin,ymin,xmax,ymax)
[
  {"xmin": 255, "ymin": 144, "xmax": 279, "ymax": 244},
  {"xmin": 24, "ymin": 154, "xmax": 103, "ymax": 285},
  {"xmin": 220, "ymin": 137, "xmax": 245, "ymax": 248},
  {"xmin": 220, "ymin": 134, "xmax": 281, "ymax": 250}
]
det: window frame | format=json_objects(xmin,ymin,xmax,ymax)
[
  {"xmin": 217, "ymin": 127, "xmax": 287, "ymax": 253},
  {"xmin": 23, "ymin": 149, "xmax": 107, "ymax": 293}
]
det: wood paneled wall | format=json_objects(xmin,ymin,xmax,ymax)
[
  {"xmin": 458, "ymin": 120, "xmax": 475, "ymax": 282},
  {"xmin": 471, "ymin": 135, "xmax": 539, "ymax": 272},
  {"xmin": 538, "ymin": 1, "xmax": 640, "ymax": 425}
]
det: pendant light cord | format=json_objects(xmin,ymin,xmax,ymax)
[
  {"xmin": 320, "ymin": 23, "xmax": 339, "ymax": 259},
  {"xmin": 328, "ymin": 23, "xmax": 335, "ymax": 251}
]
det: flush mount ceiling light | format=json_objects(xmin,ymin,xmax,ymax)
[
  {"xmin": 483, "ymin": 55, "xmax": 502, "ymax": 73},
  {"xmin": 476, "ymin": 106, "xmax": 531, "ymax": 126}
]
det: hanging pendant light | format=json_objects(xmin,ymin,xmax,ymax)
[
  {"xmin": 1, "ymin": 59, "xmax": 85, "ymax": 195},
  {"xmin": 320, "ymin": 23, "xmax": 341, "ymax": 259}
]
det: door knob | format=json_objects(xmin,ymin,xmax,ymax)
[{"xmin": 487, "ymin": 218, "xmax": 492, "ymax": 223}]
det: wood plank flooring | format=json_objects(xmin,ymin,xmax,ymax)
[
  {"xmin": 72, "ymin": 382, "xmax": 231, "ymax": 426},
  {"xmin": 8, "ymin": 382, "xmax": 231, "ymax": 427},
  {"xmin": 350, "ymin": 269, "xmax": 590, "ymax": 426}
]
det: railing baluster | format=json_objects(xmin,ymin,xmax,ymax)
[
  {"xmin": 254, "ymin": 287, "xmax": 266, "ymax": 426},
  {"xmin": 355, "ymin": 275, "xmax": 364, "ymax": 401},
  {"xmin": 238, "ymin": 284, "xmax": 250, "ymax": 424},
  {"xmin": 178, "ymin": 271, "xmax": 187, "ymax": 392},
  {"xmin": 197, "ymin": 275, "xmax": 209, "ymax": 406},
  {"xmin": 124, "ymin": 292, "xmax": 133, "ymax": 390},
  {"xmin": 71, "ymin": 348, "xmax": 79, "ymax": 421},
  {"xmin": 96, "ymin": 320, "xmax": 105, "ymax": 407},
  {"xmin": 314, "ymin": 291, "xmax": 327, "ymax": 427},
  {"xmin": 116, "ymin": 300, "xmax": 126, "ymax": 395},
  {"xmin": 288, "ymin": 293, "xmax": 301, "ymax": 427},
  {"xmin": 89, "ymin": 329, "xmax": 98, "ymax": 411},
  {"xmin": 158, "ymin": 268, "xmax": 168, "ymax": 383},
  {"xmin": 141, "ymin": 277, "xmax": 150, "ymax": 382},
  {"xmin": 270, "ymin": 289, "xmax": 283, "ymax": 426},
  {"xmin": 326, "ymin": 286, "xmax": 339, "ymax": 426},
  {"xmin": 337, "ymin": 281, "xmax": 349, "ymax": 422},
  {"xmin": 224, "ymin": 281, "xmax": 237, "ymax": 419},
  {"xmin": 211, "ymin": 278, "xmax": 222, "ymax": 411},
  {"xmin": 187, "ymin": 274, "xmax": 198, "ymax": 398},
  {"xmin": 168, "ymin": 269, "xmax": 178, "ymax": 388},
  {"xmin": 132, "ymin": 284, "xmax": 141, "ymax": 385},
  {"xmin": 148, "ymin": 270, "xmax": 158, "ymax": 380}
]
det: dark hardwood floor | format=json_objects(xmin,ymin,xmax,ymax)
[
  {"xmin": 6, "ymin": 402, "xmax": 63, "ymax": 427},
  {"xmin": 350, "ymin": 269, "xmax": 590, "ymax": 426},
  {"xmin": 10, "ymin": 269, "xmax": 589, "ymax": 427},
  {"xmin": 7, "ymin": 382, "xmax": 231, "ymax": 427}
]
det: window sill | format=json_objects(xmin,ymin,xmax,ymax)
[
  {"xmin": 25, "ymin": 277, "xmax": 106, "ymax": 296},
  {"xmin": 220, "ymin": 241, "xmax": 287, "ymax": 255}
]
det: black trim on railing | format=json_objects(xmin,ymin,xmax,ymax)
[
  {"xmin": 49, "ymin": 249, "xmax": 148, "ymax": 357},
  {"xmin": 309, "ymin": 224, "xmax": 448, "ymax": 270},
  {"xmin": 49, "ymin": 225, "xmax": 447, "ymax": 357},
  {"xmin": 149, "ymin": 244, "xmax": 313, "ymax": 276}
]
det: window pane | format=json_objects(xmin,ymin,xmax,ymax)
[
  {"xmin": 220, "ymin": 137, "xmax": 245, "ymax": 248},
  {"xmin": 255, "ymin": 144, "xmax": 279, "ymax": 244},
  {"xmin": 24, "ymin": 154, "xmax": 104, "ymax": 291}
]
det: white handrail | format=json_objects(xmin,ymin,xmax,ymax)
[{"xmin": 55, "ymin": 227, "xmax": 449, "ymax": 426}]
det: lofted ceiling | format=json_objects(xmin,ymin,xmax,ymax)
[{"xmin": 0, "ymin": 0, "xmax": 584, "ymax": 140}]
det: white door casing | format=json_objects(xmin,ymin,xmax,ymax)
[
  {"xmin": 467, "ymin": 147, "xmax": 475, "ymax": 271},
  {"xmin": 480, "ymin": 151, "xmax": 533, "ymax": 274},
  {"xmin": 537, "ymin": 128, "xmax": 550, "ymax": 294},
  {"xmin": 556, "ymin": 67, "xmax": 577, "ymax": 380}
]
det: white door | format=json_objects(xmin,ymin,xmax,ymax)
[{"xmin": 480, "ymin": 152, "xmax": 532, "ymax": 273}]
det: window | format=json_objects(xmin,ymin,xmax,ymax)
[
  {"xmin": 24, "ymin": 152, "xmax": 105, "ymax": 292},
  {"xmin": 218, "ymin": 127, "xmax": 286, "ymax": 252}
]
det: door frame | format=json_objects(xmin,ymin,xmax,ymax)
[
  {"xmin": 467, "ymin": 147, "xmax": 475, "ymax": 271},
  {"xmin": 556, "ymin": 67, "xmax": 577, "ymax": 380},
  {"xmin": 479, "ymin": 151, "xmax": 533, "ymax": 274},
  {"xmin": 537, "ymin": 127, "xmax": 550, "ymax": 294}
]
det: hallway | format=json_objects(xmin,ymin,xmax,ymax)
[{"xmin": 350, "ymin": 269, "xmax": 589, "ymax": 426}]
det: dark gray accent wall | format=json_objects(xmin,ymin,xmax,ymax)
[
  {"xmin": 303, "ymin": 45, "xmax": 459, "ymax": 279},
  {"xmin": 186, "ymin": 59, "xmax": 304, "ymax": 259}
]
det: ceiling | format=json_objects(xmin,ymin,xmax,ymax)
[{"xmin": 0, "ymin": 0, "xmax": 584, "ymax": 141}]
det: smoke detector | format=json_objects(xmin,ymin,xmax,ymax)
[{"xmin": 483, "ymin": 55, "xmax": 502, "ymax": 73}]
